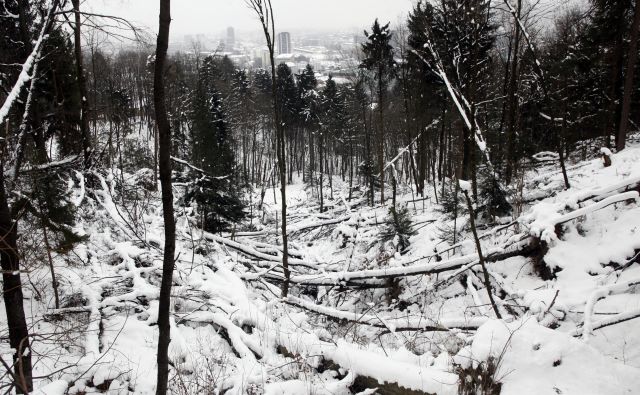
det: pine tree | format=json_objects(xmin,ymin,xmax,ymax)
[
  {"xmin": 380, "ymin": 205, "xmax": 416, "ymax": 252},
  {"xmin": 341, "ymin": 81, "xmax": 367, "ymax": 200},
  {"xmin": 441, "ymin": 0, "xmax": 496, "ymax": 186},
  {"xmin": 229, "ymin": 68, "xmax": 253, "ymax": 182},
  {"xmin": 587, "ymin": 0, "xmax": 633, "ymax": 147},
  {"xmin": 297, "ymin": 64, "xmax": 318, "ymax": 184},
  {"xmin": 407, "ymin": 1, "xmax": 447, "ymax": 192},
  {"xmin": 297, "ymin": 64, "xmax": 318, "ymax": 126},
  {"xmin": 276, "ymin": 63, "xmax": 299, "ymax": 130},
  {"xmin": 253, "ymin": 67, "xmax": 274, "ymax": 120},
  {"xmin": 360, "ymin": 19, "xmax": 395, "ymax": 204},
  {"xmin": 187, "ymin": 56, "xmax": 244, "ymax": 232},
  {"xmin": 36, "ymin": 27, "xmax": 83, "ymax": 158},
  {"xmin": 26, "ymin": 27, "xmax": 81, "ymax": 245},
  {"xmin": 618, "ymin": 0, "xmax": 640, "ymax": 150},
  {"xmin": 316, "ymin": 75, "xmax": 347, "ymax": 211}
]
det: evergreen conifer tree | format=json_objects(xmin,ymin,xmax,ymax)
[
  {"xmin": 360, "ymin": 19, "xmax": 395, "ymax": 204},
  {"xmin": 297, "ymin": 65, "xmax": 318, "ymax": 184},
  {"xmin": 276, "ymin": 63, "xmax": 299, "ymax": 130},
  {"xmin": 186, "ymin": 56, "xmax": 244, "ymax": 232}
]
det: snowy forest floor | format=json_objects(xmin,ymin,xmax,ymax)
[{"xmin": 4, "ymin": 141, "xmax": 640, "ymax": 395}]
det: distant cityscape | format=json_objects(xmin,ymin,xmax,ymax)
[{"xmin": 173, "ymin": 27, "xmax": 366, "ymax": 85}]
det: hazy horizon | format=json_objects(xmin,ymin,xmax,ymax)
[{"xmin": 89, "ymin": 0, "xmax": 416, "ymax": 39}]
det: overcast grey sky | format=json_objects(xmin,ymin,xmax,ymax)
[{"xmin": 89, "ymin": 0, "xmax": 416, "ymax": 37}]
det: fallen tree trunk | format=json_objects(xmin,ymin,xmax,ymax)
[
  {"xmin": 287, "ymin": 215, "xmax": 351, "ymax": 235},
  {"xmin": 203, "ymin": 232, "xmax": 319, "ymax": 269},
  {"xmin": 289, "ymin": 237, "xmax": 534, "ymax": 285},
  {"xmin": 276, "ymin": 189, "xmax": 632, "ymax": 286},
  {"xmin": 573, "ymin": 175, "xmax": 640, "ymax": 204},
  {"xmin": 274, "ymin": 339, "xmax": 456, "ymax": 395},
  {"xmin": 223, "ymin": 215, "xmax": 352, "ymax": 238},
  {"xmin": 285, "ymin": 296, "xmax": 486, "ymax": 332},
  {"xmin": 275, "ymin": 345, "xmax": 436, "ymax": 395},
  {"xmin": 177, "ymin": 311, "xmax": 263, "ymax": 360}
]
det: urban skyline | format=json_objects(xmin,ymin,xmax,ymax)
[{"xmin": 179, "ymin": 26, "xmax": 362, "ymax": 83}]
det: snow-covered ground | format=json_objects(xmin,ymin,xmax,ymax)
[{"xmin": 3, "ymin": 142, "xmax": 640, "ymax": 394}]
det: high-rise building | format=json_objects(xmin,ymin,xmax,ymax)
[
  {"xmin": 226, "ymin": 27, "xmax": 235, "ymax": 49},
  {"xmin": 277, "ymin": 32, "xmax": 291, "ymax": 55},
  {"xmin": 261, "ymin": 49, "xmax": 271, "ymax": 69}
]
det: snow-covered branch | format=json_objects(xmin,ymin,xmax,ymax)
[
  {"xmin": 380, "ymin": 119, "xmax": 439, "ymax": 175},
  {"xmin": 203, "ymin": 232, "xmax": 318, "ymax": 269},
  {"xmin": 582, "ymin": 276, "xmax": 640, "ymax": 341},
  {"xmin": 285, "ymin": 296, "xmax": 487, "ymax": 332},
  {"xmin": 171, "ymin": 156, "xmax": 229, "ymax": 180},
  {"xmin": 0, "ymin": 1, "xmax": 59, "ymax": 125},
  {"xmin": 528, "ymin": 191, "xmax": 639, "ymax": 242}
]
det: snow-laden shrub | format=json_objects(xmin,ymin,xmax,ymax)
[
  {"xmin": 455, "ymin": 356, "xmax": 502, "ymax": 395},
  {"xmin": 478, "ymin": 167, "xmax": 512, "ymax": 221},
  {"xmin": 333, "ymin": 223, "xmax": 356, "ymax": 248},
  {"xmin": 380, "ymin": 205, "xmax": 416, "ymax": 252},
  {"xmin": 121, "ymin": 136, "xmax": 154, "ymax": 173},
  {"xmin": 184, "ymin": 176, "xmax": 246, "ymax": 233},
  {"xmin": 438, "ymin": 179, "xmax": 468, "ymax": 219},
  {"xmin": 131, "ymin": 168, "xmax": 156, "ymax": 191}
]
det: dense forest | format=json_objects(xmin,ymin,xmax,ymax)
[{"xmin": 1, "ymin": 0, "xmax": 640, "ymax": 394}]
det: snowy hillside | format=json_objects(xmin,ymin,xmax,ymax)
[
  {"xmin": 5, "ymin": 0, "xmax": 640, "ymax": 394},
  {"xmin": 8, "ymin": 141, "xmax": 639, "ymax": 395}
]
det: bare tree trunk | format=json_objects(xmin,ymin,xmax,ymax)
[
  {"xmin": 349, "ymin": 136, "xmax": 354, "ymax": 201},
  {"xmin": 0, "ymin": 2, "xmax": 60, "ymax": 391},
  {"xmin": 560, "ymin": 75, "xmax": 571, "ymax": 190},
  {"xmin": 378, "ymin": 74, "xmax": 385, "ymax": 204},
  {"xmin": 319, "ymin": 132, "xmax": 324, "ymax": 212},
  {"xmin": 0, "ymin": 165, "xmax": 32, "ymax": 393},
  {"xmin": 248, "ymin": 0, "xmax": 290, "ymax": 296},
  {"xmin": 308, "ymin": 127, "xmax": 314, "ymax": 187},
  {"xmin": 604, "ymin": 6, "xmax": 626, "ymax": 148},
  {"xmin": 153, "ymin": 1, "xmax": 175, "ymax": 394},
  {"xmin": 72, "ymin": 0, "xmax": 92, "ymax": 168},
  {"xmin": 363, "ymin": 103, "xmax": 374, "ymax": 205},
  {"xmin": 42, "ymin": 221, "xmax": 60, "ymax": 309},
  {"xmin": 271, "ymin": 33, "xmax": 290, "ymax": 298},
  {"xmin": 462, "ymin": 189, "xmax": 502, "ymax": 319},
  {"xmin": 504, "ymin": 0, "xmax": 522, "ymax": 184},
  {"xmin": 438, "ymin": 99, "xmax": 446, "ymax": 182},
  {"xmin": 617, "ymin": 0, "xmax": 640, "ymax": 151},
  {"xmin": 329, "ymin": 142, "xmax": 334, "ymax": 200},
  {"xmin": 154, "ymin": 124, "xmax": 158, "ymax": 191}
]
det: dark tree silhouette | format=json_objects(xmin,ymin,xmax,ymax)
[{"xmin": 153, "ymin": 0, "xmax": 175, "ymax": 394}]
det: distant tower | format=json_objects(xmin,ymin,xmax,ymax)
[
  {"xmin": 277, "ymin": 32, "xmax": 291, "ymax": 55},
  {"xmin": 226, "ymin": 26, "xmax": 235, "ymax": 49}
]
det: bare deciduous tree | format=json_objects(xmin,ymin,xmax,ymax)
[
  {"xmin": 246, "ymin": 0, "xmax": 291, "ymax": 297},
  {"xmin": 153, "ymin": 0, "xmax": 176, "ymax": 394}
]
